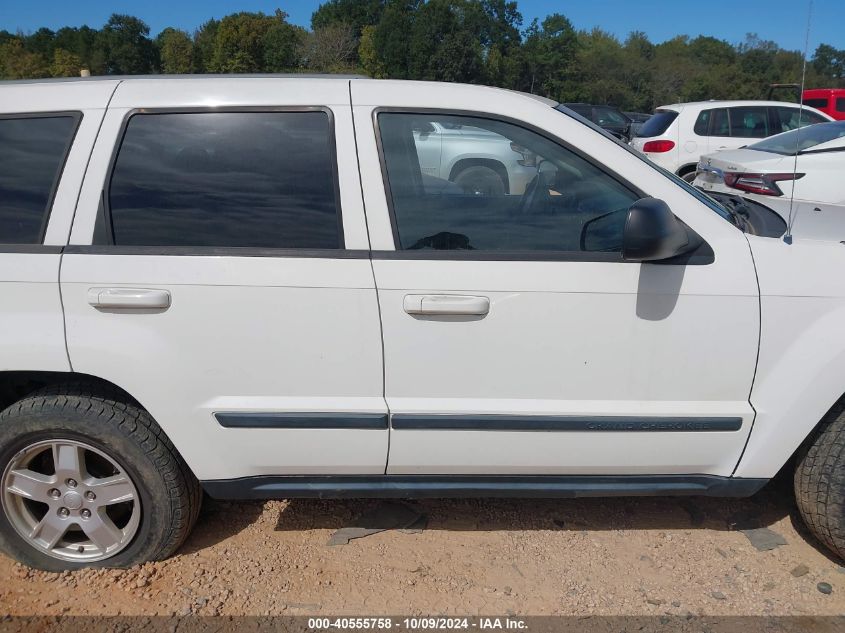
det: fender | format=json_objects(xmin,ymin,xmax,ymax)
[{"xmin": 736, "ymin": 235, "xmax": 845, "ymax": 478}]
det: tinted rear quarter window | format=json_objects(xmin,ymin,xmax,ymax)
[
  {"xmin": 635, "ymin": 111, "xmax": 677, "ymax": 138},
  {"xmin": 837, "ymin": 98, "xmax": 845, "ymax": 113},
  {"xmin": 693, "ymin": 109, "xmax": 713, "ymax": 135},
  {"xmin": 0, "ymin": 115, "xmax": 79, "ymax": 244},
  {"xmin": 107, "ymin": 111, "xmax": 341, "ymax": 249}
]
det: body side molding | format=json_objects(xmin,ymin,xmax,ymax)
[
  {"xmin": 214, "ymin": 412, "xmax": 388, "ymax": 429},
  {"xmin": 390, "ymin": 414, "xmax": 743, "ymax": 432}
]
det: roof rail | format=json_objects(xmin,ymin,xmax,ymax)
[{"xmin": 0, "ymin": 73, "xmax": 370, "ymax": 86}]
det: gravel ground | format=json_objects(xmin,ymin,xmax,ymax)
[{"xmin": 1, "ymin": 475, "xmax": 844, "ymax": 617}]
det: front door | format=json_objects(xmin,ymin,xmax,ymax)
[{"xmin": 353, "ymin": 81, "xmax": 761, "ymax": 477}]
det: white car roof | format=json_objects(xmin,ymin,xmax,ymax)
[
  {"xmin": 0, "ymin": 74, "xmax": 559, "ymax": 113},
  {"xmin": 656, "ymin": 99, "xmax": 831, "ymax": 115}
]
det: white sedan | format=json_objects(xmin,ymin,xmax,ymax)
[{"xmin": 694, "ymin": 120, "xmax": 845, "ymax": 240}]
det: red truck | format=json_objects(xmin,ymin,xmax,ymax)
[{"xmin": 802, "ymin": 88, "xmax": 845, "ymax": 120}]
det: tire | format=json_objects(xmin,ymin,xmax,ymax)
[
  {"xmin": 794, "ymin": 405, "xmax": 845, "ymax": 561},
  {"xmin": 680, "ymin": 170, "xmax": 697, "ymax": 183},
  {"xmin": 0, "ymin": 385, "xmax": 201, "ymax": 570},
  {"xmin": 452, "ymin": 165, "xmax": 506, "ymax": 196}
]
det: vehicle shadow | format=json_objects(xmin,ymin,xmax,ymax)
[
  {"xmin": 270, "ymin": 474, "xmax": 794, "ymax": 536},
  {"xmin": 178, "ymin": 498, "xmax": 265, "ymax": 556},
  {"xmin": 178, "ymin": 471, "xmax": 839, "ymax": 564}
]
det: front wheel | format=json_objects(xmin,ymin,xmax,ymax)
[
  {"xmin": 794, "ymin": 405, "xmax": 845, "ymax": 561},
  {"xmin": 0, "ymin": 386, "xmax": 201, "ymax": 570}
]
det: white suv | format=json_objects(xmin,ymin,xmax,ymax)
[
  {"xmin": 2, "ymin": 76, "xmax": 845, "ymax": 570},
  {"xmin": 631, "ymin": 100, "xmax": 832, "ymax": 181}
]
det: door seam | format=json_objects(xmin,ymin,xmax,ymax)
[
  {"xmin": 348, "ymin": 79, "xmax": 391, "ymax": 474},
  {"xmin": 59, "ymin": 79, "xmax": 124, "ymax": 372}
]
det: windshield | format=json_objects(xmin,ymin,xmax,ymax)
[
  {"xmin": 748, "ymin": 120, "xmax": 845, "ymax": 155},
  {"xmin": 553, "ymin": 105, "xmax": 736, "ymax": 226}
]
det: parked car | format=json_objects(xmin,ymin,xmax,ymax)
[
  {"xmin": 559, "ymin": 103, "xmax": 633, "ymax": 140},
  {"xmin": 630, "ymin": 100, "xmax": 832, "ymax": 181},
  {"xmin": 694, "ymin": 120, "xmax": 845, "ymax": 240},
  {"xmin": 5, "ymin": 76, "xmax": 845, "ymax": 571},
  {"xmin": 624, "ymin": 111, "xmax": 652, "ymax": 138},
  {"xmin": 413, "ymin": 120, "xmax": 537, "ymax": 196},
  {"xmin": 802, "ymin": 88, "xmax": 845, "ymax": 121}
]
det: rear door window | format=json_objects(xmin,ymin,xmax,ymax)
[
  {"xmin": 635, "ymin": 110, "xmax": 677, "ymax": 138},
  {"xmin": 709, "ymin": 109, "xmax": 730, "ymax": 137},
  {"xmin": 106, "ymin": 110, "xmax": 342, "ymax": 249},
  {"xmin": 728, "ymin": 107, "xmax": 768, "ymax": 138},
  {"xmin": 0, "ymin": 114, "xmax": 80, "ymax": 244}
]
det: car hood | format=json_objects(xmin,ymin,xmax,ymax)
[{"xmin": 700, "ymin": 148, "xmax": 789, "ymax": 173}]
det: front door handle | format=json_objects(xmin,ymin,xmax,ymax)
[
  {"xmin": 87, "ymin": 288, "xmax": 171, "ymax": 310},
  {"xmin": 403, "ymin": 294, "xmax": 490, "ymax": 316}
]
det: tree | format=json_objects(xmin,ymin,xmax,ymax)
[
  {"xmin": 95, "ymin": 14, "xmax": 156, "ymax": 74},
  {"xmin": 522, "ymin": 13, "xmax": 579, "ymax": 99},
  {"xmin": 812, "ymin": 44, "xmax": 845, "ymax": 85},
  {"xmin": 156, "ymin": 28, "xmax": 193, "ymax": 74},
  {"xmin": 312, "ymin": 0, "xmax": 386, "ymax": 35},
  {"xmin": 359, "ymin": 25, "xmax": 387, "ymax": 77},
  {"xmin": 192, "ymin": 19, "xmax": 219, "ymax": 73},
  {"xmin": 300, "ymin": 24, "xmax": 357, "ymax": 73},
  {"xmin": 263, "ymin": 16, "xmax": 305, "ymax": 72},
  {"xmin": 208, "ymin": 11, "xmax": 298, "ymax": 73},
  {"xmin": 51, "ymin": 48, "xmax": 82, "ymax": 77},
  {"xmin": 0, "ymin": 38, "xmax": 50, "ymax": 79},
  {"xmin": 370, "ymin": 0, "xmax": 417, "ymax": 79},
  {"xmin": 54, "ymin": 26, "xmax": 100, "ymax": 73}
]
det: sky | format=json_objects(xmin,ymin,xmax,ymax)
[{"xmin": 0, "ymin": 0, "xmax": 842, "ymax": 53}]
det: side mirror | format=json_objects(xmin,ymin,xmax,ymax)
[{"xmin": 623, "ymin": 198, "xmax": 690, "ymax": 262}]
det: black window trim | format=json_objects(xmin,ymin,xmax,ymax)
[
  {"xmin": 0, "ymin": 110, "xmax": 83, "ymax": 250},
  {"xmin": 372, "ymin": 106, "xmax": 653, "ymax": 263},
  {"xmin": 97, "ymin": 106, "xmax": 350, "ymax": 257}
]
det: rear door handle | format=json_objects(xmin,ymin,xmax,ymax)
[
  {"xmin": 403, "ymin": 294, "xmax": 490, "ymax": 316},
  {"xmin": 87, "ymin": 288, "xmax": 171, "ymax": 310}
]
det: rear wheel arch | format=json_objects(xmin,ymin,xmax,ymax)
[
  {"xmin": 0, "ymin": 372, "xmax": 201, "ymax": 569},
  {"xmin": 0, "ymin": 371, "xmax": 142, "ymax": 416},
  {"xmin": 449, "ymin": 158, "xmax": 510, "ymax": 194},
  {"xmin": 0, "ymin": 371, "xmax": 193, "ymax": 480}
]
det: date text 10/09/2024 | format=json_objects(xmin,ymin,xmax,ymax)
[{"xmin": 307, "ymin": 618, "xmax": 528, "ymax": 630}]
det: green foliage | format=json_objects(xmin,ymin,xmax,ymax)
[
  {"xmin": 157, "ymin": 28, "xmax": 193, "ymax": 74},
  {"xmin": 50, "ymin": 48, "xmax": 82, "ymax": 77},
  {"xmin": 0, "ymin": 38, "xmax": 50, "ymax": 79},
  {"xmin": 3, "ymin": 3, "xmax": 844, "ymax": 111},
  {"xmin": 96, "ymin": 14, "xmax": 156, "ymax": 74},
  {"xmin": 312, "ymin": 0, "xmax": 386, "ymax": 35}
]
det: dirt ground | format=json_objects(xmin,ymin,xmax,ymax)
[{"xmin": 1, "ymin": 475, "xmax": 844, "ymax": 618}]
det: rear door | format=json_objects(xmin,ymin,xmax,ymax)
[
  {"xmin": 61, "ymin": 79, "xmax": 387, "ymax": 482},
  {"xmin": 724, "ymin": 106, "xmax": 770, "ymax": 149}
]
